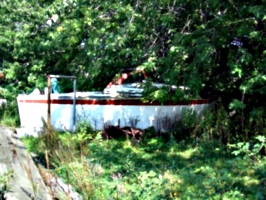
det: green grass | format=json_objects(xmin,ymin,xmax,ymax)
[
  {"xmin": 0, "ymin": 105, "xmax": 19, "ymax": 128},
  {"xmin": 22, "ymin": 132, "xmax": 266, "ymax": 200}
]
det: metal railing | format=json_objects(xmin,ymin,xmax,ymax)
[{"xmin": 47, "ymin": 75, "xmax": 77, "ymax": 139}]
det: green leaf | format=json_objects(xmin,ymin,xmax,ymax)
[
  {"xmin": 229, "ymin": 100, "xmax": 246, "ymax": 110},
  {"xmin": 256, "ymin": 135, "xmax": 265, "ymax": 143}
]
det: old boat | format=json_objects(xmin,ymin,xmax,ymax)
[{"xmin": 17, "ymin": 71, "xmax": 216, "ymax": 136}]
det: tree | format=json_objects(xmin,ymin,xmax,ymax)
[{"xmin": 1, "ymin": 0, "xmax": 266, "ymax": 127}]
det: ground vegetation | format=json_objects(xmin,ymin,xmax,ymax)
[{"xmin": 0, "ymin": 1, "xmax": 265, "ymax": 198}]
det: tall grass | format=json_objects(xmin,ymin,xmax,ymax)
[{"xmin": 22, "ymin": 106, "xmax": 266, "ymax": 199}]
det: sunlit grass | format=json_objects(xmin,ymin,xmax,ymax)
[{"xmin": 22, "ymin": 132, "xmax": 266, "ymax": 200}]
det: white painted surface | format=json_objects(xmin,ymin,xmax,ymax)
[
  {"xmin": 75, "ymin": 104, "xmax": 207, "ymax": 130},
  {"xmin": 17, "ymin": 94, "xmax": 212, "ymax": 135},
  {"xmin": 0, "ymin": 99, "xmax": 6, "ymax": 106}
]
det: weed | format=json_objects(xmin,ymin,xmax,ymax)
[
  {"xmin": 21, "ymin": 106, "xmax": 266, "ymax": 200},
  {"xmin": 0, "ymin": 170, "xmax": 13, "ymax": 197},
  {"xmin": 24, "ymin": 156, "xmax": 39, "ymax": 198}
]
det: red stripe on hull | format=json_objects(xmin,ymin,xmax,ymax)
[{"xmin": 18, "ymin": 97, "xmax": 216, "ymax": 105}]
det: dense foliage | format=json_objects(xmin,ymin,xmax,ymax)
[
  {"xmin": 1, "ymin": 1, "xmax": 265, "ymax": 137},
  {"xmin": 1, "ymin": 1, "xmax": 265, "ymax": 199},
  {"xmin": 0, "ymin": 0, "xmax": 265, "ymax": 145},
  {"xmin": 1, "ymin": 0, "xmax": 265, "ymax": 98},
  {"xmin": 22, "ymin": 117, "xmax": 266, "ymax": 199}
]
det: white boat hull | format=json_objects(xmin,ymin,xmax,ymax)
[{"xmin": 17, "ymin": 94, "xmax": 215, "ymax": 136}]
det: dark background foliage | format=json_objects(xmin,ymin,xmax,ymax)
[{"xmin": 0, "ymin": 0, "xmax": 265, "ymax": 134}]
